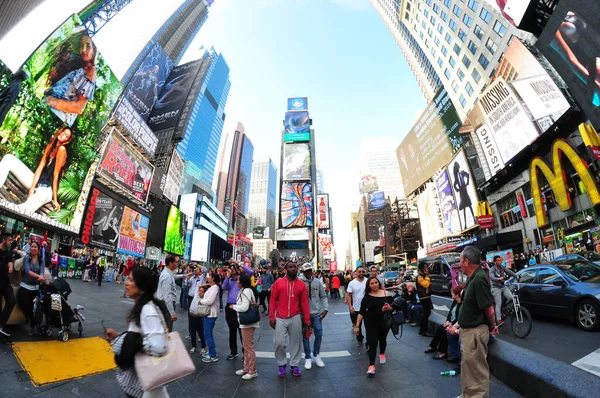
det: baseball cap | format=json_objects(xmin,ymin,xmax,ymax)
[{"xmin": 301, "ymin": 262, "xmax": 314, "ymax": 272}]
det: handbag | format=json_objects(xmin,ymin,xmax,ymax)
[
  {"xmin": 238, "ymin": 290, "xmax": 261, "ymax": 325},
  {"xmin": 195, "ymin": 303, "xmax": 211, "ymax": 317},
  {"xmin": 391, "ymin": 311, "xmax": 405, "ymax": 340},
  {"xmin": 134, "ymin": 306, "xmax": 196, "ymax": 391}
]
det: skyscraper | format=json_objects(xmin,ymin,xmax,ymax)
[
  {"xmin": 247, "ymin": 158, "xmax": 278, "ymax": 241},
  {"xmin": 360, "ymin": 136, "xmax": 405, "ymax": 202},
  {"xmin": 0, "ymin": 0, "xmax": 45, "ymax": 40},
  {"xmin": 372, "ymin": 0, "xmax": 534, "ymax": 120}
]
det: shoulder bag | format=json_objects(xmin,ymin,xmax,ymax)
[{"xmin": 238, "ymin": 290, "xmax": 261, "ymax": 325}]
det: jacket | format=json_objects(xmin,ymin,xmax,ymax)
[
  {"xmin": 269, "ymin": 277, "xmax": 310, "ymax": 323},
  {"xmin": 416, "ymin": 273, "xmax": 431, "ymax": 300},
  {"xmin": 490, "ymin": 265, "xmax": 516, "ymax": 289},
  {"xmin": 299, "ymin": 274, "xmax": 328, "ymax": 317}
]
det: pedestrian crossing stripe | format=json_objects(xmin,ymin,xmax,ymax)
[{"xmin": 255, "ymin": 350, "xmax": 351, "ymax": 358}]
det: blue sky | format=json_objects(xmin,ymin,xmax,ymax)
[{"xmin": 182, "ymin": 0, "xmax": 426, "ymax": 259}]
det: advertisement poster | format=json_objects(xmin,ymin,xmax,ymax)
[
  {"xmin": 319, "ymin": 234, "xmax": 333, "ymax": 259},
  {"xmin": 124, "ymin": 42, "xmax": 174, "ymax": 120},
  {"xmin": 317, "ymin": 194, "xmax": 330, "ymax": 229},
  {"xmin": 283, "ymin": 111, "xmax": 310, "ymax": 142},
  {"xmin": 281, "ymin": 182, "xmax": 313, "ymax": 228},
  {"xmin": 97, "ymin": 130, "xmax": 154, "ymax": 203},
  {"xmin": 367, "ymin": 191, "xmax": 386, "ymax": 211},
  {"xmin": 80, "ymin": 187, "xmax": 124, "ymax": 250},
  {"xmin": 397, "ymin": 88, "xmax": 462, "ymax": 196},
  {"xmin": 358, "ymin": 175, "xmax": 379, "ymax": 194},
  {"xmin": 117, "ymin": 207, "xmax": 149, "ymax": 258},
  {"xmin": 113, "ymin": 97, "xmax": 158, "ymax": 157},
  {"xmin": 164, "ymin": 205, "xmax": 187, "ymax": 255},
  {"xmin": 191, "ymin": 229, "xmax": 209, "ymax": 262},
  {"xmin": 287, "ymin": 97, "xmax": 308, "ymax": 112},
  {"xmin": 485, "ymin": 249, "xmax": 515, "ymax": 268},
  {"xmin": 147, "ymin": 59, "xmax": 202, "ymax": 131},
  {"xmin": 416, "ymin": 184, "xmax": 444, "ymax": 245},
  {"xmin": 283, "ymin": 143, "xmax": 311, "ymax": 180},
  {"xmin": 448, "ymin": 151, "xmax": 479, "ymax": 230},
  {"xmin": 435, "ymin": 169, "xmax": 462, "ymax": 235}
]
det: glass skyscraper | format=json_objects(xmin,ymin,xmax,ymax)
[{"xmin": 248, "ymin": 158, "xmax": 278, "ymax": 241}]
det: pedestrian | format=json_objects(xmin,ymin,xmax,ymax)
[
  {"xmin": 416, "ymin": 263, "xmax": 433, "ymax": 337},
  {"xmin": 231, "ymin": 274, "xmax": 260, "ymax": 380},
  {"xmin": 489, "ymin": 255, "xmax": 516, "ymax": 327},
  {"xmin": 200, "ymin": 272, "xmax": 221, "ymax": 363},
  {"xmin": 51, "ymin": 250, "xmax": 59, "ymax": 278},
  {"xmin": 455, "ymin": 246, "xmax": 498, "ymax": 398},
  {"xmin": 0, "ymin": 231, "xmax": 16, "ymax": 337},
  {"xmin": 156, "ymin": 255, "xmax": 188, "ymax": 323},
  {"xmin": 104, "ymin": 267, "xmax": 173, "ymax": 398},
  {"xmin": 180, "ymin": 264, "xmax": 191, "ymax": 310},
  {"xmin": 222, "ymin": 262, "xmax": 254, "ymax": 360},
  {"xmin": 370, "ymin": 266, "xmax": 384, "ymax": 286},
  {"xmin": 425, "ymin": 284, "xmax": 464, "ymax": 362},
  {"xmin": 354, "ymin": 276, "xmax": 394, "ymax": 375},
  {"xmin": 116, "ymin": 257, "xmax": 125, "ymax": 284},
  {"xmin": 269, "ymin": 262, "xmax": 311, "ymax": 378},
  {"xmin": 17, "ymin": 241, "xmax": 46, "ymax": 335},
  {"xmin": 97, "ymin": 255, "xmax": 105, "ymax": 286},
  {"xmin": 346, "ymin": 266, "xmax": 367, "ymax": 345},
  {"xmin": 90, "ymin": 255, "xmax": 97, "ymax": 281},
  {"xmin": 188, "ymin": 284, "xmax": 207, "ymax": 355},
  {"xmin": 331, "ymin": 273, "xmax": 341, "ymax": 300},
  {"xmin": 298, "ymin": 262, "xmax": 328, "ymax": 370},
  {"xmin": 259, "ymin": 268, "xmax": 274, "ymax": 314},
  {"xmin": 121, "ymin": 256, "xmax": 135, "ymax": 298}
]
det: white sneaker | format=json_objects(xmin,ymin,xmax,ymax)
[
  {"xmin": 235, "ymin": 369, "xmax": 247, "ymax": 376},
  {"xmin": 189, "ymin": 347, "xmax": 196, "ymax": 354},
  {"xmin": 304, "ymin": 358, "xmax": 312, "ymax": 370},
  {"xmin": 242, "ymin": 373, "xmax": 258, "ymax": 380},
  {"xmin": 313, "ymin": 355, "xmax": 325, "ymax": 368}
]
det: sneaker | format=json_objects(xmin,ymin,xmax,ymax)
[
  {"xmin": 242, "ymin": 373, "xmax": 258, "ymax": 380},
  {"xmin": 291, "ymin": 366, "xmax": 301, "ymax": 377},
  {"xmin": 313, "ymin": 355, "xmax": 325, "ymax": 368},
  {"xmin": 202, "ymin": 356, "xmax": 218, "ymax": 363},
  {"xmin": 497, "ymin": 320, "xmax": 505, "ymax": 327},
  {"xmin": 379, "ymin": 354, "xmax": 386, "ymax": 364},
  {"xmin": 0, "ymin": 328, "xmax": 10, "ymax": 337},
  {"xmin": 409, "ymin": 322, "xmax": 418, "ymax": 327},
  {"xmin": 304, "ymin": 358, "xmax": 312, "ymax": 370},
  {"xmin": 200, "ymin": 348, "xmax": 207, "ymax": 356},
  {"xmin": 227, "ymin": 353, "xmax": 238, "ymax": 360},
  {"xmin": 235, "ymin": 369, "xmax": 247, "ymax": 376},
  {"xmin": 356, "ymin": 340, "xmax": 363, "ymax": 347},
  {"xmin": 189, "ymin": 347, "xmax": 196, "ymax": 354},
  {"xmin": 367, "ymin": 365, "xmax": 376, "ymax": 375},
  {"xmin": 278, "ymin": 365, "xmax": 286, "ymax": 378}
]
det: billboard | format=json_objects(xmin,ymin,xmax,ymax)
[
  {"xmin": 281, "ymin": 182, "xmax": 313, "ymax": 228},
  {"xmin": 485, "ymin": 248, "xmax": 515, "ymax": 268},
  {"xmin": 287, "ymin": 97, "xmax": 308, "ymax": 112},
  {"xmin": 124, "ymin": 43, "xmax": 174, "ymax": 120},
  {"xmin": 97, "ymin": 130, "xmax": 154, "ymax": 203},
  {"xmin": 358, "ymin": 175, "xmax": 378, "ymax": 194},
  {"xmin": 484, "ymin": 1, "xmax": 531, "ymax": 27},
  {"xmin": 163, "ymin": 150, "xmax": 184, "ymax": 204},
  {"xmin": 191, "ymin": 229, "xmax": 209, "ymax": 262},
  {"xmin": 283, "ymin": 143, "xmax": 311, "ymax": 180},
  {"xmin": 318, "ymin": 234, "xmax": 333, "ymax": 260},
  {"xmin": 448, "ymin": 150, "xmax": 479, "ymax": 231},
  {"xmin": 117, "ymin": 206, "xmax": 149, "ymax": 258},
  {"xmin": 80, "ymin": 186, "xmax": 124, "ymax": 250},
  {"xmin": 164, "ymin": 205, "xmax": 187, "ymax": 255},
  {"xmin": 112, "ymin": 97, "xmax": 159, "ymax": 157},
  {"xmin": 252, "ymin": 226, "xmax": 266, "ymax": 239},
  {"xmin": 397, "ymin": 88, "xmax": 462, "ymax": 196},
  {"xmin": 416, "ymin": 184, "xmax": 444, "ymax": 245},
  {"xmin": 367, "ymin": 191, "xmax": 386, "ymax": 211},
  {"xmin": 536, "ymin": 1, "xmax": 600, "ymax": 130},
  {"xmin": 435, "ymin": 169, "xmax": 461, "ymax": 235},
  {"xmin": 317, "ymin": 194, "xmax": 330, "ymax": 230},
  {"xmin": 147, "ymin": 59, "xmax": 203, "ymax": 131},
  {"xmin": 283, "ymin": 111, "xmax": 310, "ymax": 142}
]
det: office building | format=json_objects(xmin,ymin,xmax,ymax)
[
  {"xmin": 360, "ymin": 136, "xmax": 405, "ymax": 202},
  {"xmin": 372, "ymin": 0, "xmax": 534, "ymax": 120},
  {"xmin": 247, "ymin": 158, "xmax": 278, "ymax": 241},
  {"xmin": 0, "ymin": 1, "xmax": 45, "ymax": 41},
  {"xmin": 250, "ymin": 237, "xmax": 273, "ymax": 262}
]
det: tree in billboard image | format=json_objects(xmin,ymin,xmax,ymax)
[{"xmin": 164, "ymin": 206, "xmax": 186, "ymax": 256}]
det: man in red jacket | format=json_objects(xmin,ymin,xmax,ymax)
[{"xmin": 269, "ymin": 262, "xmax": 311, "ymax": 378}]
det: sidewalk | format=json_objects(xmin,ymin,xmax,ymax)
[{"xmin": 0, "ymin": 280, "xmax": 521, "ymax": 397}]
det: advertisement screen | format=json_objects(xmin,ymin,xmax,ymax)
[
  {"xmin": 367, "ymin": 191, "xmax": 386, "ymax": 211},
  {"xmin": 397, "ymin": 88, "xmax": 462, "ymax": 196},
  {"xmin": 164, "ymin": 205, "xmax": 187, "ymax": 255},
  {"xmin": 283, "ymin": 143, "xmax": 311, "ymax": 180},
  {"xmin": 117, "ymin": 206, "xmax": 149, "ymax": 258},
  {"xmin": 318, "ymin": 234, "xmax": 333, "ymax": 260},
  {"xmin": 281, "ymin": 182, "xmax": 313, "ymax": 228},
  {"xmin": 317, "ymin": 194, "xmax": 330, "ymax": 229},
  {"xmin": 147, "ymin": 59, "xmax": 202, "ymax": 131},
  {"xmin": 283, "ymin": 111, "xmax": 310, "ymax": 142},
  {"xmin": 416, "ymin": 184, "xmax": 444, "ymax": 245},
  {"xmin": 124, "ymin": 42, "xmax": 174, "ymax": 120},
  {"xmin": 485, "ymin": 248, "xmax": 515, "ymax": 268},
  {"xmin": 252, "ymin": 226, "xmax": 266, "ymax": 239},
  {"xmin": 436, "ymin": 169, "xmax": 461, "ymax": 235},
  {"xmin": 191, "ymin": 229, "xmax": 209, "ymax": 262},
  {"xmin": 287, "ymin": 97, "xmax": 308, "ymax": 112},
  {"xmin": 358, "ymin": 175, "xmax": 378, "ymax": 194},
  {"xmin": 448, "ymin": 151, "xmax": 479, "ymax": 231},
  {"xmin": 97, "ymin": 130, "xmax": 154, "ymax": 203},
  {"xmin": 80, "ymin": 186, "xmax": 124, "ymax": 250}
]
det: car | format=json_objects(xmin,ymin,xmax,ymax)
[
  {"xmin": 383, "ymin": 271, "xmax": 399, "ymax": 288},
  {"xmin": 513, "ymin": 261, "xmax": 600, "ymax": 331},
  {"xmin": 404, "ymin": 264, "xmax": 418, "ymax": 282},
  {"xmin": 418, "ymin": 253, "xmax": 461, "ymax": 294},
  {"xmin": 553, "ymin": 251, "xmax": 600, "ymax": 265}
]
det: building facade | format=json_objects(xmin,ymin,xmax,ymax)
[
  {"xmin": 360, "ymin": 136, "xmax": 406, "ymax": 202},
  {"xmin": 250, "ymin": 237, "xmax": 273, "ymax": 263},
  {"xmin": 247, "ymin": 158, "xmax": 278, "ymax": 241}
]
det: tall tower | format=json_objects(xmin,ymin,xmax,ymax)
[{"xmin": 247, "ymin": 158, "xmax": 278, "ymax": 241}]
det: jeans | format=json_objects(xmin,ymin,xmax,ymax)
[
  {"xmin": 447, "ymin": 331, "xmax": 460, "ymax": 359},
  {"xmin": 203, "ymin": 317, "xmax": 217, "ymax": 358},
  {"xmin": 492, "ymin": 286, "xmax": 513, "ymax": 322},
  {"xmin": 0, "ymin": 283, "xmax": 16, "ymax": 327},
  {"xmin": 180, "ymin": 286, "xmax": 189, "ymax": 309},
  {"xmin": 303, "ymin": 315, "xmax": 323, "ymax": 358},
  {"xmin": 410, "ymin": 304, "xmax": 422, "ymax": 323}
]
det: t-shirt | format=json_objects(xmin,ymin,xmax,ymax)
[
  {"xmin": 347, "ymin": 278, "xmax": 367, "ymax": 311},
  {"xmin": 0, "ymin": 247, "xmax": 14, "ymax": 286},
  {"xmin": 359, "ymin": 293, "xmax": 393, "ymax": 324},
  {"xmin": 458, "ymin": 267, "xmax": 493, "ymax": 329}
]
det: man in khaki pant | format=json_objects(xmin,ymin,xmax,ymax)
[{"xmin": 453, "ymin": 246, "xmax": 498, "ymax": 398}]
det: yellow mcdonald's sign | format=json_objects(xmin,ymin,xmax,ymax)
[
  {"xmin": 476, "ymin": 201, "xmax": 493, "ymax": 217},
  {"xmin": 530, "ymin": 138, "xmax": 600, "ymax": 228}
]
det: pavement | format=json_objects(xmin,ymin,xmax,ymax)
[{"xmin": 0, "ymin": 280, "xmax": 521, "ymax": 398}]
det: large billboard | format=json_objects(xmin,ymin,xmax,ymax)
[
  {"xmin": 318, "ymin": 233, "xmax": 333, "ymax": 260},
  {"xmin": 112, "ymin": 97, "xmax": 159, "ymax": 157},
  {"xmin": 397, "ymin": 88, "xmax": 462, "ymax": 196},
  {"xmin": 281, "ymin": 182, "xmax": 313, "ymax": 228},
  {"xmin": 163, "ymin": 150, "xmax": 184, "ymax": 204},
  {"xmin": 416, "ymin": 184, "xmax": 444, "ymax": 245},
  {"xmin": 358, "ymin": 175, "xmax": 378, "ymax": 194},
  {"xmin": 367, "ymin": 191, "xmax": 386, "ymax": 211},
  {"xmin": 147, "ymin": 59, "xmax": 203, "ymax": 132},
  {"xmin": 283, "ymin": 111, "xmax": 310, "ymax": 142},
  {"xmin": 191, "ymin": 229, "xmax": 209, "ymax": 262},
  {"xmin": 287, "ymin": 97, "xmax": 308, "ymax": 112},
  {"xmin": 435, "ymin": 169, "xmax": 461, "ymax": 235},
  {"xmin": 80, "ymin": 186, "xmax": 124, "ymax": 250},
  {"xmin": 164, "ymin": 205, "xmax": 187, "ymax": 255},
  {"xmin": 97, "ymin": 130, "xmax": 154, "ymax": 203},
  {"xmin": 484, "ymin": 1, "xmax": 531, "ymax": 27},
  {"xmin": 117, "ymin": 206, "xmax": 149, "ymax": 258},
  {"xmin": 124, "ymin": 42, "xmax": 174, "ymax": 120},
  {"xmin": 536, "ymin": 1, "xmax": 600, "ymax": 130},
  {"xmin": 317, "ymin": 194, "xmax": 330, "ymax": 230},
  {"xmin": 283, "ymin": 143, "xmax": 311, "ymax": 180},
  {"xmin": 447, "ymin": 150, "xmax": 479, "ymax": 231}
]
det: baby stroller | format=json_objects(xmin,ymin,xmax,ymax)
[{"xmin": 33, "ymin": 278, "xmax": 85, "ymax": 342}]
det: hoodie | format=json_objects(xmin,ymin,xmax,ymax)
[
  {"xmin": 269, "ymin": 277, "xmax": 310, "ymax": 323},
  {"xmin": 299, "ymin": 274, "xmax": 329, "ymax": 317}
]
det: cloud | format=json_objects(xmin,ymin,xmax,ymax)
[{"xmin": 329, "ymin": 0, "xmax": 370, "ymax": 10}]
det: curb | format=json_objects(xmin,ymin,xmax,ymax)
[{"xmin": 428, "ymin": 312, "xmax": 600, "ymax": 398}]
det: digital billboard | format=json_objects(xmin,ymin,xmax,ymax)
[
  {"xmin": 318, "ymin": 234, "xmax": 333, "ymax": 260},
  {"xmin": 358, "ymin": 175, "xmax": 378, "ymax": 194},
  {"xmin": 283, "ymin": 143, "xmax": 311, "ymax": 180},
  {"xmin": 124, "ymin": 42, "xmax": 174, "ymax": 120},
  {"xmin": 283, "ymin": 111, "xmax": 310, "ymax": 142},
  {"xmin": 317, "ymin": 194, "xmax": 330, "ymax": 230},
  {"xmin": 416, "ymin": 184, "xmax": 444, "ymax": 245},
  {"xmin": 191, "ymin": 229, "xmax": 209, "ymax": 262},
  {"xmin": 252, "ymin": 226, "xmax": 266, "ymax": 239},
  {"xmin": 117, "ymin": 206, "xmax": 149, "ymax": 258},
  {"xmin": 435, "ymin": 169, "xmax": 461, "ymax": 236},
  {"xmin": 287, "ymin": 97, "xmax": 308, "ymax": 112},
  {"xmin": 367, "ymin": 191, "xmax": 386, "ymax": 211},
  {"xmin": 97, "ymin": 130, "xmax": 154, "ymax": 203},
  {"xmin": 448, "ymin": 150, "xmax": 479, "ymax": 231},
  {"xmin": 112, "ymin": 97, "xmax": 159, "ymax": 157},
  {"xmin": 80, "ymin": 186, "xmax": 124, "ymax": 250},
  {"xmin": 281, "ymin": 182, "xmax": 313, "ymax": 228},
  {"xmin": 536, "ymin": 1, "xmax": 600, "ymax": 130},
  {"xmin": 397, "ymin": 88, "xmax": 462, "ymax": 196},
  {"xmin": 164, "ymin": 205, "xmax": 187, "ymax": 255},
  {"xmin": 147, "ymin": 59, "xmax": 203, "ymax": 132}
]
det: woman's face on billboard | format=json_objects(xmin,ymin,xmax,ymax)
[
  {"xmin": 58, "ymin": 128, "xmax": 72, "ymax": 143},
  {"xmin": 80, "ymin": 36, "xmax": 95, "ymax": 63}
]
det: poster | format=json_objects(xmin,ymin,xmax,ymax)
[
  {"xmin": 283, "ymin": 143, "xmax": 311, "ymax": 180},
  {"xmin": 117, "ymin": 207, "xmax": 149, "ymax": 258},
  {"xmin": 317, "ymin": 194, "xmax": 330, "ymax": 229},
  {"xmin": 416, "ymin": 184, "xmax": 444, "ymax": 245},
  {"xmin": 448, "ymin": 151, "xmax": 479, "ymax": 230},
  {"xmin": 358, "ymin": 175, "xmax": 379, "ymax": 194},
  {"xmin": 485, "ymin": 249, "xmax": 515, "ymax": 268},
  {"xmin": 80, "ymin": 186, "xmax": 124, "ymax": 250},
  {"xmin": 367, "ymin": 191, "xmax": 386, "ymax": 211},
  {"xmin": 281, "ymin": 182, "xmax": 313, "ymax": 228},
  {"xmin": 435, "ymin": 169, "xmax": 461, "ymax": 235},
  {"xmin": 318, "ymin": 234, "xmax": 333, "ymax": 260}
]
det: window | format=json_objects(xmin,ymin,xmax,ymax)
[
  {"xmin": 458, "ymin": 29, "xmax": 467, "ymax": 42},
  {"xmin": 445, "ymin": 68, "xmax": 452, "ymax": 79},
  {"xmin": 424, "ymin": 9, "xmax": 429, "ymax": 18},
  {"xmin": 438, "ymin": 24, "xmax": 444, "ymax": 34},
  {"xmin": 434, "ymin": 36, "xmax": 441, "ymax": 46},
  {"xmin": 433, "ymin": 4, "xmax": 440, "ymax": 13},
  {"xmin": 518, "ymin": 269, "xmax": 537, "ymax": 284},
  {"xmin": 441, "ymin": 10, "xmax": 448, "ymax": 21},
  {"xmin": 445, "ymin": 33, "xmax": 452, "ymax": 43},
  {"xmin": 493, "ymin": 20, "xmax": 507, "ymax": 36},
  {"xmin": 485, "ymin": 37, "xmax": 498, "ymax": 54},
  {"xmin": 431, "ymin": 16, "xmax": 436, "ymax": 25},
  {"xmin": 449, "ymin": 56, "xmax": 456, "ymax": 67},
  {"xmin": 452, "ymin": 80, "xmax": 459, "ymax": 93},
  {"xmin": 538, "ymin": 268, "xmax": 564, "ymax": 285},
  {"xmin": 472, "ymin": 68, "xmax": 481, "ymax": 83},
  {"xmin": 452, "ymin": 5, "xmax": 461, "ymax": 16},
  {"xmin": 428, "ymin": 27, "xmax": 433, "ymax": 37},
  {"xmin": 462, "ymin": 55, "xmax": 471, "ymax": 68},
  {"xmin": 467, "ymin": 40, "xmax": 478, "ymax": 54},
  {"xmin": 422, "ymin": 21, "xmax": 427, "ymax": 29},
  {"xmin": 465, "ymin": 82, "xmax": 474, "ymax": 96},
  {"xmin": 453, "ymin": 43, "xmax": 461, "ymax": 54},
  {"xmin": 420, "ymin": 31, "xmax": 424, "ymax": 40},
  {"xmin": 449, "ymin": 19, "xmax": 457, "ymax": 31},
  {"xmin": 463, "ymin": 14, "xmax": 473, "ymax": 27},
  {"xmin": 459, "ymin": 94, "xmax": 467, "ymax": 107},
  {"xmin": 478, "ymin": 53, "xmax": 489, "ymax": 69},
  {"xmin": 444, "ymin": 0, "xmax": 451, "ymax": 7},
  {"xmin": 442, "ymin": 46, "xmax": 448, "ymax": 56},
  {"xmin": 474, "ymin": 24, "xmax": 484, "ymax": 39},
  {"xmin": 468, "ymin": 0, "xmax": 478, "ymax": 11},
  {"xmin": 426, "ymin": 0, "xmax": 432, "ymax": 5},
  {"xmin": 479, "ymin": 7, "xmax": 492, "ymax": 23},
  {"xmin": 431, "ymin": 47, "xmax": 437, "ymax": 57},
  {"xmin": 457, "ymin": 69, "xmax": 465, "ymax": 81},
  {"xmin": 438, "ymin": 57, "xmax": 444, "ymax": 67}
]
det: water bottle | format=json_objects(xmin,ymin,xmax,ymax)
[{"xmin": 440, "ymin": 370, "xmax": 457, "ymax": 377}]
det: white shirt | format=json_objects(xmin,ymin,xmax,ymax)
[
  {"xmin": 347, "ymin": 278, "xmax": 367, "ymax": 311},
  {"xmin": 199, "ymin": 284, "xmax": 220, "ymax": 317},
  {"xmin": 127, "ymin": 303, "xmax": 167, "ymax": 356},
  {"xmin": 157, "ymin": 268, "xmax": 178, "ymax": 315}
]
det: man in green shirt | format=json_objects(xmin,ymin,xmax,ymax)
[{"xmin": 455, "ymin": 246, "xmax": 498, "ymax": 398}]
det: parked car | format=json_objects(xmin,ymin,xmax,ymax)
[
  {"xmin": 418, "ymin": 253, "xmax": 461, "ymax": 294},
  {"xmin": 553, "ymin": 251, "xmax": 600, "ymax": 265},
  {"xmin": 404, "ymin": 264, "xmax": 418, "ymax": 282},
  {"xmin": 513, "ymin": 260, "xmax": 600, "ymax": 331},
  {"xmin": 383, "ymin": 271, "xmax": 399, "ymax": 288}
]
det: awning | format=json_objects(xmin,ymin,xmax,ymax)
[{"xmin": 474, "ymin": 231, "xmax": 523, "ymax": 251}]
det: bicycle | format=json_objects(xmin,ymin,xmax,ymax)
[{"xmin": 500, "ymin": 281, "xmax": 532, "ymax": 339}]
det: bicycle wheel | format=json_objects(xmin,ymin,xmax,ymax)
[{"xmin": 510, "ymin": 307, "xmax": 532, "ymax": 339}]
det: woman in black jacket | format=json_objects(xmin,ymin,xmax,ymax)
[{"xmin": 424, "ymin": 285, "xmax": 464, "ymax": 361}]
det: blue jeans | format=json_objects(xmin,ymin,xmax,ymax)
[
  {"xmin": 447, "ymin": 331, "xmax": 461, "ymax": 359},
  {"xmin": 203, "ymin": 317, "xmax": 217, "ymax": 358},
  {"xmin": 180, "ymin": 287, "xmax": 189, "ymax": 308},
  {"xmin": 411, "ymin": 304, "xmax": 422, "ymax": 323},
  {"xmin": 303, "ymin": 315, "xmax": 323, "ymax": 358}
]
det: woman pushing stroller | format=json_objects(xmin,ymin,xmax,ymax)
[{"xmin": 17, "ymin": 241, "xmax": 50, "ymax": 335}]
